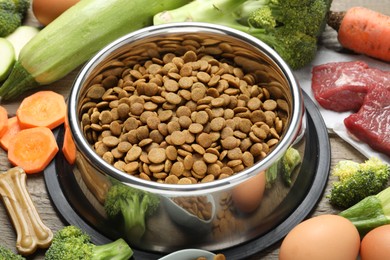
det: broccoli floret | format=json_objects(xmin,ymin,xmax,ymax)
[
  {"xmin": 104, "ymin": 183, "xmax": 160, "ymax": 241},
  {"xmin": 265, "ymin": 147, "xmax": 301, "ymax": 188},
  {"xmin": 329, "ymin": 157, "xmax": 390, "ymax": 209},
  {"xmin": 279, "ymin": 146, "xmax": 301, "ymax": 186},
  {"xmin": 12, "ymin": 0, "xmax": 29, "ymax": 16},
  {"xmin": 0, "ymin": 0, "xmax": 30, "ymax": 37},
  {"xmin": 0, "ymin": 245, "xmax": 25, "ymax": 260},
  {"xmin": 153, "ymin": 0, "xmax": 332, "ymax": 69},
  {"xmin": 45, "ymin": 225, "xmax": 133, "ymax": 260}
]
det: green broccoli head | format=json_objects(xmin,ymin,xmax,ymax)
[
  {"xmin": 154, "ymin": 0, "xmax": 332, "ymax": 69},
  {"xmin": 45, "ymin": 226, "xmax": 133, "ymax": 260},
  {"xmin": 329, "ymin": 158, "xmax": 390, "ymax": 209},
  {"xmin": 249, "ymin": 27, "xmax": 317, "ymax": 70},
  {"xmin": 0, "ymin": 245, "xmax": 25, "ymax": 260},
  {"xmin": 0, "ymin": 1, "xmax": 22, "ymax": 37},
  {"xmin": 247, "ymin": 6, "xmax": 277, "ymax": 29},
  {"xmin": 104, "ymin": 183, "xmax": 160, "ymax": 241},
  {"xmin": 12, "ymin": 0, "xmax": 30, "ymax": 16}
]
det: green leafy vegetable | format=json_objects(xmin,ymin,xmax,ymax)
[
  {"xmin": 45, "ymin": 225, "xmax": 133, "ymax": 260},
  {"xmin": 340, "ymin": 185, "xmax": 390, "ymax": 236},
  {"xmin": 154, "ymin": 0, "xmax": 332, "ymax": 69},
  {"xmin": 329, "ymin": 157, "xmax": 390, "ymax": 209},
  {"xmin": 104, "ymin": 183, "xmax": 160, "ymax": 241},
  {"xmin": 0, "ymin": 0, "xmax": 30, "ymax": 37},
  {"xmin": 0, "ymin": 245, "xmax": 25, "ymax": 260}
]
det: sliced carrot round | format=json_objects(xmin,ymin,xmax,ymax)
[
  {"xmin": 0, "ymin": 116, "xmax": 21, "ymax": 151},
  {"xmin": 0, "ymin": 106, "xmax": 9, "ymax": 138},
  {"xmin": 62, "ymin": 125, "xmax": 76, "ymax": 165},
  {"xmin": 16, "ymin": 91, "xmax": 66, "ymax": 130},
  {"xmin": 8, "ymin": 126, "xmax": 59, "ymax": 174}
]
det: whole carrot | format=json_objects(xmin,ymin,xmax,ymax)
[{"xmin": 328, "ymin": 6, "xmax": 390, "ymax": 62}]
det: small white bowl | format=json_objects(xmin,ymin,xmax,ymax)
[{"xmin": 158, "ymin": 249, "xmax": 216, "ymax": 260}]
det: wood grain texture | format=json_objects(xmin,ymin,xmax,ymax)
[{"xmin": 0, "ymin": 1, "xmax": 387, "ymax": 259}]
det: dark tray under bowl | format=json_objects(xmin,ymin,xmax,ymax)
[{"xmin": 44, "ymin": 91, "xmax": 331, "ymax": 259}]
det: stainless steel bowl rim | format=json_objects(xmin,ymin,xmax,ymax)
[{"xmin": 68, "ymin": 22, "xmax": 304, "ymax": 195}]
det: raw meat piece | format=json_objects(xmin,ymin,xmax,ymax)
[
  {"xmin": 344, "ymin": 86, "xmax": 390, "ymax": 156},
  {"xmin": 311, "ymin": 61, "xmax": 389, "ymax": 112}
]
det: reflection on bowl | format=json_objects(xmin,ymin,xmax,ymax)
[{"xmin": 163, "ymin": 194, "xmax": 216, "ymax": 232}]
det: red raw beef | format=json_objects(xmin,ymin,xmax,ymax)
[
  {"xmin": 344, "ymin": 86, "xmax": 390, "ymax": 156},
  {"xmin": 311, "ymin": 61, "xmax": 389, "ymax": 112}
]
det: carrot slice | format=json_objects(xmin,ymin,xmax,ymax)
[
  {"xmin": 16, "ymin": 91, "xmax": 66, "ymax": 130},
  {"xmin": 0, "ymin": 116, "xmax": 21, "ymax": 151},
  {"xmin": 62, "ymin": 125, "xmax": 76, "ymax": 165},
  {"xmin": 0, "ymin": 106, "xmax": 9, "ymax": 138},
  {"xmin": 8, "ymin": 126, "xmax": 59, "ymax": 174}
]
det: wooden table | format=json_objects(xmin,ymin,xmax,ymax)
[{"xmin": 0, "ymin": 1, "xmax": 388, "ymax": 259}]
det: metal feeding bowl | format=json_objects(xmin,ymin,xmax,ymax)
[{"xmin": 66, "ymin": 22, "xmax": 309, "ymax": 254}]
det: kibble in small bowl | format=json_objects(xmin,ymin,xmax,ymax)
[{"xmin": 68, "ymin": 23, "xmax": 305, "ymax": 252}]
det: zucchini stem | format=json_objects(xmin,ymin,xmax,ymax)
[{"xmin": 0, "ymin": 62, "xmax": 38, "ymax": 101}]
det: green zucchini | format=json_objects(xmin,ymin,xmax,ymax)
[
  {"xmin": 0, "ymin": 0, "xmax": 191, "ymax": 100},
  {"xmin": 0, "ymin": 37, "xmax": 15, "ymax": 82}
]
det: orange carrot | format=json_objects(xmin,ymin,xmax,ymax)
[
  {"xmin": 0, "ymin": 106, "xmax": 9, "ymax": 138},
  {"xmin": 328, "ymin": 7, "xmax": 390, "ymax": 62},
  {"xmin": 0, "ymin": 117, "xmax": 21, "ymax": 151},
  {"xmin": 62, "ymin": 124, "xmax": 76, "ymax": 165},
  {"xmin": 8, "ymin": 126, "xmax": 59, "ymax": 174},
  {"xmin": 16, "ymin": 91, "xmax": 67, "ymax": 130}
]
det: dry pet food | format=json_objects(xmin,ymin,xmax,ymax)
[{"xmin": 79, "ymin": 34, "xmax": 290, "ymax": 184}]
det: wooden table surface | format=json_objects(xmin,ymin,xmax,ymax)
[{"xmin": 0, "ymin": 1, "xmax": 388, "ymax": 259}]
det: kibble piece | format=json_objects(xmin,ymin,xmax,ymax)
[
  {"xmin": 146, "ymin": 115, "xmax": 161, "ymax": 130},
  {"xmin": 183, "ymin": 154, "xmax": 194, "ymax": 170},
  {"xmin": 117, "ymin": 103, "xmax": 130, "ymax": 119},
  {"xmin": 242, "ymin": 152, "xmax": 255, "ymax": 167},
  {"xmin": 197, "ymin": 133, "xmax": 213, "ymax": 148},
  {"xmin": 87, "ymin": 84, "xmax": 106, "ymax": 99},
  {"xmin": 247, "ymin": 97, "xmax": 261, "ymax": 110},
  {"xmin": 263, "ymin": 99, "xmax": 277, "ymax": 111},
  {"xmin": 188, "ymin": 123, "xmax": 203, "ymax": 134},
  {"xmin": 148, "ymin": 147, "xmax": 167, "ymax": 164},
  {"xmin": 170, "ymin": 130, "xmax": 186, "ymax": 146},
  {"xmin": 194, "ymin": 111, "xmax": 209, "ymax": 125},
  {"xmin": 109, "ymin": 121, "xmax": 122, "ymax": 136},
  {"xmin": 203, "ymin": 153, "xmax": 218, "ymax": 163},
  {"xmin": 197, "ymin": 71, "xmax": 211, "ymax": 83},
  {"xmin": 166, "ymin": 145, "xmax": 178, "ymax": 161},
  {"xmin": 178, "ymin": 178, "xmax": 192, "ymax": 185},
  {"xmin": 164, "ymin": 78, "xmax": 180, "ymax": 92},
  {"xmin": 210, "ymin": 117, "xmax": 225, "ymax": 131},
  {"xmin": 126, "ymin": 145, "xmax": 143, "ymax": 161},
  {"xmin": 165, "ymin": 92, "xmax": 182, "ymax": 105},
  {"xmin": 165, "ymin": 175, "xmax": 180, "ymax": 184},
  {"xmin": 227, "ymin": 147, "xmax": 243, "ymax": 160},
  {"xmin": 124, "ymin": 161, "xmax": 139, "ymax": 173},
  {"xmin": 117, "ymin": 141, "xmax": 132, "ymax": 153},
  {"xmin": 171, "ymin": 161, "xmax": 185, "ymax": 177},
  {"xmin": 178, "ymin": 116, "xmax": 192, "ymax": 129},
  {"xmin": 193, "ymin": 160, "xmax": 207, "ymax": 176},
  {"xmin": 102, "ymin": 135, "xmax": 120, "ymax": 147},
  {"xmin": 221, "ymin": 136, "xmax": 238, "ymax": 150},
  {"xmin": 178, "ymin": 76, "xmax": 193, "ymax": 89}
]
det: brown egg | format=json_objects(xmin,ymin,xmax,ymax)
[
  {"xmin": 231, "ymin": 171, "xmax": 266, "ymax": 213},
  {"xmin": 279, "ymin": 214, "xmax": 360, "ymax": 260},
  {"xmin": 32, "ymin": 0, "xmax": 80, "ymax": 26},
  {"xmin": 360, "ymin": 224, "xmax": 390, "ymax": 260}
]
